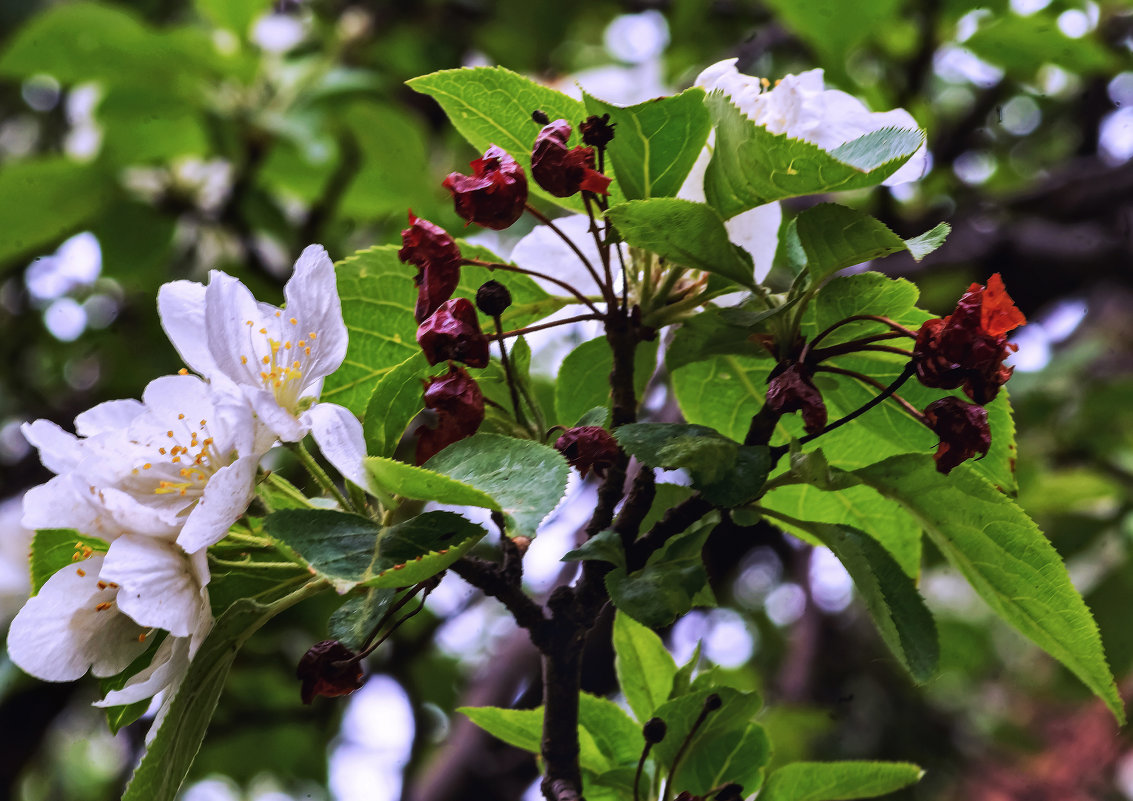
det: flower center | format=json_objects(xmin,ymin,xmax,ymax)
[
  {"xmin": 128, "ymin": 413, "xmax": 228, "ymax": 506},
  {"xmin": 241, "ymin": 312, "xmax": 319, "ymax": 412}
]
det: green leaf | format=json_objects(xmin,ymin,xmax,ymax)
[
  {"xmin": 256, "ymin": 473, "xmax": 315, "ymax": 512},
  {"xmin": 554, "ymin": 337, "xmax": 658, "ymax": 427},
  {"xmin": 612, "ymin": 611, "xmax": 677, "ymax": 723},
  {"xmin": 794, "ymin": 204, "xmax": 948, "ymax": 281},
  {"xmin": 582, "ymin": 88, "xmax": 711, "ymax": 200},
  {"xmin": 578, "ymin": 693, "xmax": 644, "ymax": 768},
  {"xmin": 459, "ymin": 704, "xmax": 609, "ymax": 772},
  {"xmin": 29, "ymin": 529, "xmax": 109, "ymax": 594},
  {"xmin": 853, "ymin": 454, "xmax": 1124, "ymax": 723},
  {"xmin": 665, "ymin": 307, "xmax": 776, "ymax": 373},
  {"xmin": 614, "ymin": 423, "xmax": 771, "ymax": 507},
  {"xmin": 194, "ymin": 0, "xmax": 262, "ymax": 36},
  {"xmin": 704, "ymin": 93, "xmax": 922, "ymax": 218},
  {"xmin": 365, "ymin": 456, "xmax": 500, "ymax": 510},
  {"xmin": 760, "ymin": 0, "xmax": 902, "ymax": 75},
  {"xmin": 964, "ymin": 13, "xmax": 1118, "ymax": 78},
  {"xmin": 0, "ymin": 159, "xmax": 117, "ymax": 265},
  {"xmin": 760, "ymin": 761, "xmax": 923, "ymax": 801},
  {"xmin": 264, "ymin": 510, "xmax": 486, "ymax": 592},
  {"xmin": 99, "ymin": 635, "xmax": 166, "ymax": 734},
  {"xmin": 764, "ymin": 514, "xmax": 938, "ymax": 682},
  {"xmin": 328, "ymin": 586, "xmax": 398, "ymax": 652},
  {"xmin": 325, "ymin": 244, "xmax": 559, "ymax": 416},
  {"xmin": 606, "ymin": 199, "xmax": 757, "ymax": 290},
  {"xmin": 424, "ymin": 433, "xmax": 569, "ymax": 537},
  {"xmin": 407, "ymin": 67, "xmax": 600, "ymax": 212},
  {"xmin": 340, "ymin": 103, "xmax": 433, "ymax": 220},
  {"xmin": 562, "ymin": 529, "xmax": 626, "ymax": 570},
  {"xmin": 121, "ymin": 597, "xmax": 290, "ymax": 801}
]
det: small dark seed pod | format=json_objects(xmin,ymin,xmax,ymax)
[
  {"xmin": 643, "ymin": 716, "xmax": 668, "ymax": 743},
  {"xmin": 531, "ymin": 109, "xmax": 550, "ymax": 125},
  {"xmin": 476, "ymin": 280, "xmax": 512, "ymax": 317}
]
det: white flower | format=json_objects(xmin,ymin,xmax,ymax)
[
  {"xmin": 158, "ymin": 244, "xmax": 348, "ymax": 443},
  {"xmin": 0, "ymin": 496, "xmax": 33, "ymax": 624},
  {"xmin": 695, "ymin": 59, "xmax": 928, "ymax": 186},
  {"xmin": 6, "ymin": 535, "xmax": 211, "ymax": 698},
  {"xmin": 22, "ymin": 373, "xmax": 266, "ymax": 554}
]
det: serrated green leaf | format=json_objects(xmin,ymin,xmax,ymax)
[
  {"xmin": 365, "ymin": 512, "xmax": 487, "ymax": 588},
  {"xmin": 407, "ymin": 67, "xmax": 603, "ymax": 212},
  {"xmin": 583, "ymin": 88, "xmax": 710, "ymax": 200},
  {"xmin": 704, "ymin": 93, "xmax": 922, "ymax": 217},
  {"xmin": 364, "ymin": 456, "xmax": 500, "ymax": 510},
  {"xmin": 562, "ymin": 529, "xmax": 626, "ymax": 570},
  {"xmin": 606, "ymin": 199, "xmax": 757, "ymax": 290},
  {"xmin": 760, "ymin": 760, "xmax": 923, "ymax": 801},
  {"xmin": 612, "ymin": 611, "xmax": 677, "ymax": 723},
  {"xmin": 29, "ymin": 529, "xmax": 108, "ymax": 594},
  {"xmin": 964, "ymin": 13, "xmax": 1117, "ymax": 78},
  {"xmin": 424, "ymin": 434, "xmax": 569, "ymax": 537},
  {"xmin": 763, "ymin": 513, "xmax": 938, "ymax": 682},
  {"xmin": 853, "ymin": 454, "xmax": 1123, "ymax": 723},
  {"xmin": 554, "ymin": 337, "xmax": 658, "ymax": 427},
  {"xmin": 328, "ymin": 587, "xmax": 399, "ymax": 652},
  {"xmin": 795, "ymin": 204, "xmax": 948, "ymax": 281},
  {"xmin": 665, "ymin": 307, "xmax": 776, "ymax": 373}
]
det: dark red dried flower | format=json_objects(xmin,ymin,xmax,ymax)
[
  {"xmin": 531, "ymin": 120, "xmax": 612, "ymax": 198},
  {"xmin": 765, "ymin": 363, "xmax": 827, "ymax": 435},
  {"xmin": 923, "ymin": 396, "xmax": 991, "ymax": 474},
  {"xmin": 399, "ymin": 212, "xmax": 462, "ymax": 323},
  {"xmin": 296, "ymin": 640, "xmax": 364, "ymax": 704},
  {"xmin": 554, "ymin": 426, "xmax": 621, "ymax": 478},
  {"xmin": 417, "ymin": 298, "xmax": 490, "ymax": 368},
  {"xmin": 442, "ymin": 145, "xmax": 528, "ymax": 230},
  {"xmin": 579, "ymin": 113, "xmax": 616, "ymax": 149},
  {"xmin": 912, "ymin": 273, "xmax": 1026, "ymax": 405},
  {"xmin": 415, "ymin": 365, "xmax": 485, "ymax": 464}
]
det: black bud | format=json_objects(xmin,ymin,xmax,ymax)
[
  {"xmin": 643, "ymin": 716, "xmax": 668, "ymax": 743},
  {"xmin": 475, "ymin": 280, "xmax": 512, "ymax": 317},
  {"xmin": 532, "ymin": 109, "xmax": 550, "ymax": 125},
  {"xmin": 580, "ymin": 113, "xmax": 616, "ymax": 149},
  {"xmin": 714, "ymin": 783, "xmax": 743, "ymax": 801},
  {"xmin": 704, "ymin": 692, "xmax": 722, "ymax": 712}
]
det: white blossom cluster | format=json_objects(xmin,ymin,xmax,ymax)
[{"xmin": 7, "ymin": 245, "xmax": 354, "ymax": 710}]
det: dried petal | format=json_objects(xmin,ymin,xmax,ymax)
[
  {"xmin": 442, "ymin": 145, "xmax": 527, "ymax": 230},
  {"xmin": 579, "ymin": 113, "xmax": 616, "ymax": 149},
  {"xmin": 531, "ymin": 120, "xmax": 612, "ymax": 198},
  {"xmin": 417, "ymin": 298, "xmax": 490, "ymax": 368},
  {"xmin": 415, "ymin": 365, "xmax": 485, "ymax": 464},
  {"xmin": 554, "ymin": 426, "xmax": 621, "ymax": 478},
  {"xmin": 981, "ymin": 272, "xmax": 1027, "ymax": 337},
  {"xmin": 923, "ymin": 397, "xmax": 991, "ymax": 474},
  {"xmin": 296, "ymin": 639, "xmax": 364, "ymax": 704},
  {"xmin": 399, "ymin": 212, "xmax": 462, "ymax": 323},
  {"xmin": 765, "ymin": 364, "xmax": 827, "ymax": 434}
]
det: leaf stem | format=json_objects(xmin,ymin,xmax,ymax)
[
  {"xmin": 815, "ymin": 365, "xmax": 926, "ymax": 421},
  {"xmin": 525, "ymin": 203, "xmax": 611, "ymax": 303},
  {"xmin": 462, "ymin": 257, "xmax": 602, "ymax": 314},
  {"xmin": 499, "ymin": 313, "xmax": 605, "ymax": 339},
  {"xmin": 290, "ymin": 440, "xmax": 355, "ymax": 513}
]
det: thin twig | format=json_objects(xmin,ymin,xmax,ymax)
[
  {"xmin": 463, "ymin": 258, "xmax": 602, "ymax": 314},
  {"xmin": 500, "ymin": 314, "xmax": 605, "ymax": 339},
  {"xmin": 525, "ymin": 203, "xmax": 610, "ymax": 301}
]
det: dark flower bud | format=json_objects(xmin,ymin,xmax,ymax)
[
  {"xmin": 765, "ymin": 363, "xmax": 827, "ymax": 434},
  {"xmin": 923, "ymin": 397, "xmax": 991, "ymax": 474},
  {"xmin": 531, "ymin": 120, "xmax": 612, "ymax": 198},
  {"xmin": 912, "ymin": 273, "xmax": 1025, "ymax": 405},
  {"xmin": 442, "ymin": 145, "xmax": 528, "ymax": 230},
  {"xmin": 399, "ymin": 212, "xmax": 462, "ymax": 323},
  {"xmin": 713, "ymin": 784, "xmax": 744, "ymax": 801},
  {"xmin": 580, "ymin": 113, "xmax": 616, "ymax": 149},
  {"xmin": 704, "ymin": 692, "xmax": 723, "ymax": 712},
  {"xmin": 417, "ymin": 298, "xmax": 491, "ymax": 368},
  {"xmin": 554, "ymin": 426, "xmax": 622, "ymax": 478},
  {"xmin": 673, "ymin": 792, "xmax": 699, "ymax": 801},
  {"xmin": 296, "ymin": 639, "xmax": 364, "ymax": 704},
  {"xmin": 415, "ymin": 365, "xmax": 485, "ymax": 464},
  {"xmin": 643, "ymin": 716, "xmax": 668, "ymax": 744},
  {"xmin": 531, "ymin": 109, "xmax": 550, "ymax": 125},
  {"xmin": 475, "ymin": 279, "xmax": 512, "ymax": 317}
]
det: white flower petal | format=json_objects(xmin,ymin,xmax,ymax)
[
  {"xmin": 306, "ymin": 402, "xmax": 369, "ymax": 491},
  {"xmin": 511, "ymin": 214, "xmax": 609, "ymax": 297},
  {"xmin": 177, "ymin": 454, "xmax": 260, "ymax": 553},
  {"xmin": 725, "ymin": 202, "xmax": 783, "ymax": 283},
  {"xmin": 74, "ymin": 399, "xmax": 145, "ymax": 437},
  {"xmin": 21, "ymin": 420, "xmax": 83, "ymax": 475},
  {"xmin": 94, "ymin": 634, "xmax": 187, "ymax": 708},
  {"xmin": 203, "ymin": 270, "xmax": 267, "ymax": 388},
  {"xmin": 100, "ymin": 535, "xmax": 206, "ymax": 638},
  {"xmin": 283, "ymin": 245, "xmax": 347, "ymax": 383},
  {"xmin": 158, "ymin": 280, "xmax": 217, "ymax": 377}
]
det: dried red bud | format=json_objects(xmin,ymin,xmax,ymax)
[
  {"xmin": 579, "ymin": 113, "xmax": 616, "ymax": 149},
  {"xmin": 417, "ymin": 298, "xmax": 490, "ymax": 368},
  {"xmin": 399, "ymin": 212, "xmax": 462, "ymax": 323},
  {"xmin": 554, "ymin": 426, "xmax": 622, "ymax": 478},
  {"xmin": 923, "ymin": 396, "xmax": 991, "ymax": 474},
  {"xmin": 531, "ymin": 109, "xmax": 550, "ymax": 125},
  {"xmin": 415, "ymin": 365, "xmax": 485, "ymax": 464},
  {"xmin": 912, "ymin": 273, "xmax": 1025, "ymax": 405},
  {"xmin": 643, "ymin": 716, "xmax": 668, "ymax": 744},
  {"xmin": 765, "ymin": 363, "xmax": 827, "ymax": 434},
  {"xmin": 531, "ymin": 120, "xmax": 612, "ymax": 198},
  {"xmin": 296, "ymin": 639, "xmax": 364, "ymax": 704},
  {"xmin": 475, "ymin": 279, "xmax": 512, "ymax": 317},
  {"xmin": 442, "ymin": 145, "xmax": 528, "ymax": 230}
]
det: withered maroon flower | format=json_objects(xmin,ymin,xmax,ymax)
[
  {"xmin": 415, "ymin": 365, "xmax": 485, "ymax": 464},
  {"xmin": 399, "ymin": 212, "xmax": 462, "ymax": 323},
  {"xmin": 923, "ymin": 396, "xmax": 991, "ymax": 474},
  {"xmin": 417, "ymin": 298, "xmax": 490, "ymax": 368},
  {"xmin": 912, "ymin": 273, "xmax": 1026, "ymax": 405},
  {"xmin": 531, "ymin": 120, "xmax": 612, "ymax": 198},
  {"xmin": 296, "ymin": 640, "xmax": 364, "ymax": 704},
  {"xmin": 442, "ymin": 145, "xmax": 527, "ymax": 230},
  {"xmin": 579, "ymin": 113, "xmax": 616, "ymax": 149},
  {"xmin": 765, "ymin": 364, "xmax": 827, "ymax": 435},
  {"xmin": 554, "ymin": 426, "xmax": 621, "ymax": 478}
]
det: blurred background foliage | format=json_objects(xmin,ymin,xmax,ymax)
[{"xmin": 0, "ymin": 0, "xmax": 1131, "ymax": 800}]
